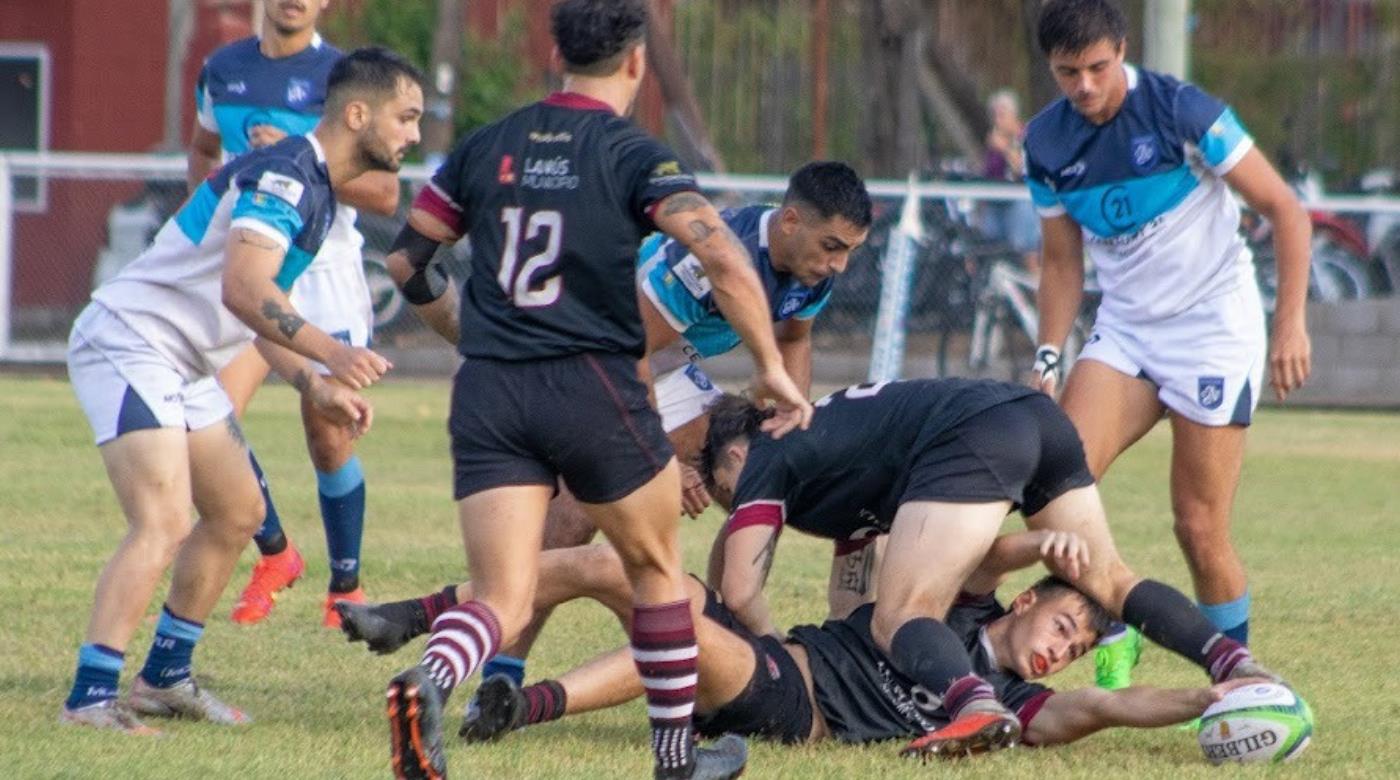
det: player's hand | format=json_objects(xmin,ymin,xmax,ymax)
[
  {"xmin": 1038, "ymin": 530, "xmax": 1089, "ymax": 580},
  {"xmin": 679, "ymin": 461, "xmax": 712, "ymax": 518},
  {"xmin": 750, "ymin": 365, "xmax": 813, "ymax": 438},
  {"xmin": 307, "ymin": 381, "xmax": 375, "ymax": 438},
  {"xmin": 1032, "ymin": 344, "xmax": 1062, "ymax": 396},
  {"xmin": 324, "ymin": 344, "xmax": 393, "ymax": 390},
  {"xmin": 1268, "ymin": 313, "xmax": 1311, "ymax": 401},
  {"xmin": 1198, "ymin": 677, "xmax": 1273, "ymax": 710},
  {"xmin": 247, "ymin": 124, "xmax": 289, "ymax": 149}
]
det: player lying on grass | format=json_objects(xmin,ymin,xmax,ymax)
[
  {"xmin": 389, "ymin": 160, "xmax": 871, "ymax": 690},
  {"xmin": 338, "ymin": 380, "xmax": 1290, "ymax": 758},
  {"xmin": 693, "ymin": 382, "xmax": 1286, "ymax": 757},
  {"xmin": 341, "ymin": 536, "xmax": 1260, "ymax": 752}
]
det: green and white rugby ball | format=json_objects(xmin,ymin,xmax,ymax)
[{"xmin": 1198, "ymin": 683, "xmax": 1313, "ymax": 764}]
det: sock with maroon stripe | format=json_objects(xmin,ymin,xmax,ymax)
[
  {"xmin": 1121, "ymin": 579, "xmax": 1258, "ymax": 682},
  {"xmin": 521, "ymin": 679, "xmax": 567, "ymax": 725},
  {"xmin": 631, "ymin": 599, "xmax": 698, "ymax": 779},
  {"xmin": 419, "ymin": 600, "xmax": 501, "ymax": 699},
  {"xmin": 418, "ymin": 585, "xmax": 460, "ymax": 628}
]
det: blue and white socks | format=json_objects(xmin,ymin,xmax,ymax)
[
  {"xmin": 65, "ymin": 643, "xmax": 124, "ymax": 710},
  {"xmin": 138, "ymin": 606, "xmax": 204, "ymax": 688},
  {"xmin": 317, "ymin": 456, "xmax": 366, "ymax": 593},
  {"xmin": 1200, "ymin": 591, "xmax": 1251, "ymax": 645}
]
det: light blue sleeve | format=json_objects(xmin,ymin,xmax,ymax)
[
  {"xmin": 231, "ymin": 190, "xmax": 305, "ymax": 245},
  {"xmin": 793, "ymin": 287, "xmax": 832, "ymax": 321},
  {"xmin": 1177, "ymin": 85, "xmax": 1253, "ymax": 174}
]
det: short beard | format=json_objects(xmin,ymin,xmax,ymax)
[{"xmin": 357, "ymin": 136, "xmax": 400, "ymax": 173}]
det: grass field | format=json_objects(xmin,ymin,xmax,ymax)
[{"xmin": 3, "ymin": 373, "xmax": 1399, "ymax": 779}]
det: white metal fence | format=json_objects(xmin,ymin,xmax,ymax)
[{"xmin": 3, "ymin": 152, "xmax": 1400, "ymax": 388}]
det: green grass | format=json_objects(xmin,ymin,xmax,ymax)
[{"xmin": 2, "ymin": 374, "xmax": 1399, "ymax": 778}]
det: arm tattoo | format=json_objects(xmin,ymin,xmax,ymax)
[
  {"xmin": 837, "ymin": 545, "xmax": 877, "ymax": 596},
  {"xmin": 687, "ymin": 219, "xmax": 715, "ymax": 243},
  {"xmin": 232, "ymin": 227, "xmax": 282, "ymax": 251},
  {"xmin": 260, "ymin": 299, "xmax": 305, "ymax": 340},
  {"xmin": 224, "ymin": 414, "xmax": 248, "ymax": 449},
  {"xmin": 752, "ymin": 530, "xmax": 781, "ymax": 588},
  {"xmin": 659, "ymin": 191, "xmax": 708, "ymax": 217},
  {"xmin": 291, "ymin": 369, "xmax": 312, "ymax": 394}
]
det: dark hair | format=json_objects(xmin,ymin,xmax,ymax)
[
  {"xmin": 326, "ymin": 46, "xmax": 424, "ymax": 110},
  {"xmin": 783, "ymin": 161, "xmax": 873, "ymax": 229},
  {"xmin": 1028, "ymin": 575, "xmax": 1116, "ymax": 639},
  {"xmin": 550, "ymin": 0, "xmax": 648, "ymax": 76},
  {"xmin": 698, "ymin": 394, "xmax": 772, "ymax": 492},
  {"xmin": 1036, "ymin": 0, "xmax": 1128, "ymax": 57}
]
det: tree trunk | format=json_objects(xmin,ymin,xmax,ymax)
[
  {"xmin": 1022, "ymin": 0, "xmax": 1059, "ymax": 112},
  {"xmin": 422, "ymin": 0, "xmax": 464, "ymax": 164},
  {"xmin": 646, "ymin": 1, "xmax": 725, "ymax": 171}
]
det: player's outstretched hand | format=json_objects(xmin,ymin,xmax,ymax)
[
  {"xmin": 751, "ymin": 366, "xmax": 813, "ymax": 438},
  {"xmin": 1038, "ymin": 530, "xmax": 1089, "ymax": 580},
  {"xmin": 325, "ymin": 344, "xmax": 393, "ymax": 390},
  {"xmin": 1198, "ymin": 677, "xmax": 1274, "ymax": 710},
  {"xmin": 309, "ymin": 381, "xmax": 375, "ymax": 439},
  {"xmin": 680, "ymin": 461, "xmax": 712, "ymax": 518},
  {"xmin": 1268, "ymin": 315, "xmax": 1311, "ymax": 401}
]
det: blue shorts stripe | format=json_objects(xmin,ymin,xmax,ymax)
[{"xmin": 116, "ymin": 385, "xmax": 163, "ymax": 437}]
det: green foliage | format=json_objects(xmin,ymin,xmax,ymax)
[{"xmin": 6, "ymin": 373, "xmax": 1400, "ymax": 777}]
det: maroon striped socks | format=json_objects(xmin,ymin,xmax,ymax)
[
  {"xmin": 420, "ymin": 600, "xmax": 501, "ymax": 698},
  {"xmin": 631, "ymin": 599, "xmax": 698, "ymax": 778},
  {"xmin": 520, "ymin": 679, "xmax": 568, "ymax": 725}
]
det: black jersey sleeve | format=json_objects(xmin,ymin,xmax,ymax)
[
  {"xmin": 724, "ymin": 439, "xmax": 791, "ymax": 537},
  {"xmin": 611, "ymin": 128, "xmax": 701, "ymax": 230}
]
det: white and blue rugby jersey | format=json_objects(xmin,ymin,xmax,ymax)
[
  {"xmin": 197, "ymin": 35, "xmax": 362, "ymax": 262},
  {"xmin": 637, "ymin": 205, "xmax": 833, "ymax": 362},
  {"xmin": 93, "ymin": 135, "xmax": 337, "ymax": 380},
  {"xmin": 1024, "ymin": 65, "xmax": 1255, "ymax": 323}
]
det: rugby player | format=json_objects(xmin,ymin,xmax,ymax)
[
  {"xmin": 389, "ymin": 161, "xmax": 871, "ymax": 690},
  {"xmin": 375, "ymin": 2, "xmax": 810, "ymax": 778},
  {"xmin": 1024, "ymin": 0, "xmax": 1313, "ymax": 685},
  {"xmin": 445, "ymin": 540, "xmax": 1261, "ymax": 754},
  {"xmin": 189, "ymin": 0, "xmax": 404, "ymax": 627},
  {"xmin": 696, "ymin": 383, "xmax": 1284, "ymax": 757},
  {"xmin": 60, "ymin": 48, "xmax": 423, "ymax": 734}
]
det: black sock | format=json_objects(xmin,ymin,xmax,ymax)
[
  {"xmin": 257, "ymin": 529, "xmax": 288, "ymax": 556},
  {"xmin": 887, "ymin": 618, "xmax": 978, "ymax": 698},
  {"xmin": 329, "ymin": 573, "xmax": 360, "ymax": 594},
  {"xmin": 1122, "ymin": 579, "xmax": 1243, "ymax": 678}
]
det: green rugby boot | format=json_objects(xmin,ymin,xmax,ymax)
[{"xmin": 1094, "ymin": 625, "xmax": 1142, "ymax": 690}]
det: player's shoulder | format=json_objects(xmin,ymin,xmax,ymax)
[
  {"xmin": 722, "ymin": 204, "xmax": 770, "ymax": 239},
  {"xmin": 1023, "ymin": 96, "xmax": 1081, "ymax": 167},
  {"xmin": 234, "ymin": 137, "xmax": 330, "ymax": 196},
  {"xmin": 203, "ymin": 36, "xmax": 262, "ymax": 75}
]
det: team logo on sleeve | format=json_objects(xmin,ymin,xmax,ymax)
[
  {"xmin": 1130, "ymin": 134, "xmax": 1159, "ymax": 174},
  {"xmin": 286, "ymin": 78, "xmax": 313, "ymax": 109},
  {"xmin": 778, "ymin": 290, "xmax": 807, "ymax": 319},
  {"xmin": 257, "ymin": 171, "xmax": 306, "ymax": 206},
  {"xmin": 1198, "ymin": 376, "xmax": 1225, "ymax": 409},
  {"xmin": 649, "ymin": 160, "xmax": 695, "ymax": 186}
]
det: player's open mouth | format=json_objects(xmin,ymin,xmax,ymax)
[{"xmin": 1030, "ymin": 652, "xmax": 1049, "ymax": 676}]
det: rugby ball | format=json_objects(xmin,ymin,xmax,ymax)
[{"xmin": 1197, "ymin": 683, "xmax": 1313, "ymax": 764}]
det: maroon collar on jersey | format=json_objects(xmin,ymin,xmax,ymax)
[{"xmin": 542, "ymin": 91, "xmax": 616, "ymax": 113}]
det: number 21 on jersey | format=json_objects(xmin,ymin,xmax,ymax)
[{"xmin": 498, "ymin": 206, "xmax": 563, "ymax": 308}]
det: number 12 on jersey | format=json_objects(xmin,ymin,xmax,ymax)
[{"xmin": 498, "ymin": 207, "xmax": 563, "ymax": 307}]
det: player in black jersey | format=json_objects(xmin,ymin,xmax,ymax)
[
  {"xmin": 349, "ymin": 534, "xmax": 1259, "ymax": 754},
  {"xmin": 697, "ymin": 381, "xmax": 1288, "ymax": 758},
  {"xmin": 377, "ymin": 2, "xmax": 809, "ymax": 779}
]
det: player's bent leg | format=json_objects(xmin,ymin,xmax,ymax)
[
  {"xmin": 217, "ymin": 342, "xmax": 272, "ymax": 419},
  {"xmin": 874, "ymin": 501, "xmax": 1022, "ymax": 758},
  {"xmin": 129, "ymin": 416, "xmax": 261, "ymax": 726},
  {"xmin": 64, "ymin": 428, "xmax": 193, "ymax": 731},
  {"xmin": 1169, "ymin": 413, "xmax": 1251, "ymax": 642},
  {"xmin": 301, "ymin": 385, "xmax": 369, "ymax": 627},
  {"xmin": 1058, "ymin": 358, "xmax": 1164, "ymax": 479},
  {"xmin": 481, "ymin": 484, "xmax": 599, "ymax": 682},
  {"xmin": 388, "ymin": 485, "xmax": 549, "ymax": 780}
]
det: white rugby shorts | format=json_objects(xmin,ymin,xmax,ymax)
[
  {"xmin": 654, "ymin": 363, "xmax": 723, "ymax": 433},
  {"xmin": 288, "ymin": 242, "xmax": 373, "ymax": 376},
  {"xmin": 68, "ymin": 303, "xmax": 233, "ymax": 445},
  {"xmin": 1078, "ymin": 267, "xmax": 1266, "ymax": 427}
]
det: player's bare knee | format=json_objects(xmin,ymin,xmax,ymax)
[
  {"xmin": 303, "ymin": 419, "xmax": 352, "ymax": 473},
  {"xmin": 1172, "ymin": 513, "xmax": 1229, "ymax": 558},
  {"xmin": 130, "ymin": 514, "xmax": 194, "ymax": 565}
]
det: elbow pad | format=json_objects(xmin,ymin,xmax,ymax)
[{"xmin": 390, "ymin": 224, "xmax": 449, "ymax": 305}]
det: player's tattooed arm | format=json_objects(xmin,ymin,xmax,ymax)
[
  {"xmin": 260, "ymin": 299, "xmax": 305, "ymax": 340},
  {"xmin": 827, "ymin": 538, "xmax": 882, "ymax": 620},
  {"xmin": 721, "ymin": 524, "xmax": 783, "ymax": 638}
]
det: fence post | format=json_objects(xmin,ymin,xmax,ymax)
[
  {"xmin": 867, "ymin": 172, "xmax": 924, "ymax": 382},
  {"xmin": 0, "ymin": 154, "xmax": 12, "ymax": 361}
]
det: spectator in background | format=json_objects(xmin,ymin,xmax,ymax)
[{"xmin": 980, "ymin": 89, "xmax": 1042, "ymax": 273}]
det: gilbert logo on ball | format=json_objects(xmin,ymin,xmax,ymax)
[{"xmin": 1198, "ymin": 683, "xmax": 1313, "ymax": 764}]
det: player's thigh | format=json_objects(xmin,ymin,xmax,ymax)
[
  {"xmin": 1025, "ymin": 485, "xmax": 1136, "ymax": 610},
  {"xmin": 542, "ymin": 483, "xmax": 600, "ymax": 550},
  {"xmin": 98, "ymin": 428, "xmax": 194, "ymax": 539},
  {"xmin": 1168, "ymin": 413, "xmax": 1246, "ymax": 517},
  {"xmin": 581, "ymin": 458, "xmax": 684, "ymax": 576},
  {"xmin": 1059, "ymin": 357, "xmax": 1163, "ymax": 478},
  {"xmin": 876, "ymin": 500, "xmax": 1009, "ymax": 624},
  {"xmin": 690, "ymin": 581, "xmax": 760, "ymax": 708},
  {"xmin": 186, "ymin": 405, "xmax": 263, "ymax": 534},
  {"xmin": 217, "ymin": 343, "xmax": 272, "ymax": 419},
  {"xmin": 457, "ymin": 484, "xmax": 552, "ymax": 631}
]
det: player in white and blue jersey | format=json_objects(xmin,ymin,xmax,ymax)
[
  {"xmin": 1023, "ymin": 0, "xmax": 1313, "ymax": 687},
  {"xmin": 60, "ymin": 49, "xmax": 423, "ymax": 735},
  {"xmin": 188, "ymin": 0, "xmax": 404, "ymax": 628}
]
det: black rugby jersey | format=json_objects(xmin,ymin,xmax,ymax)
[
  {"xmin": 724, "ymin": 378, "xmax": 1036, "ymax": 543},
  {"xmin": 417, "ymin": 92, "xmax": 701, "ymax": 360},
  {"xmin": 788, "ymin": 596, "xmax": 1051, "ymax": 743}
]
